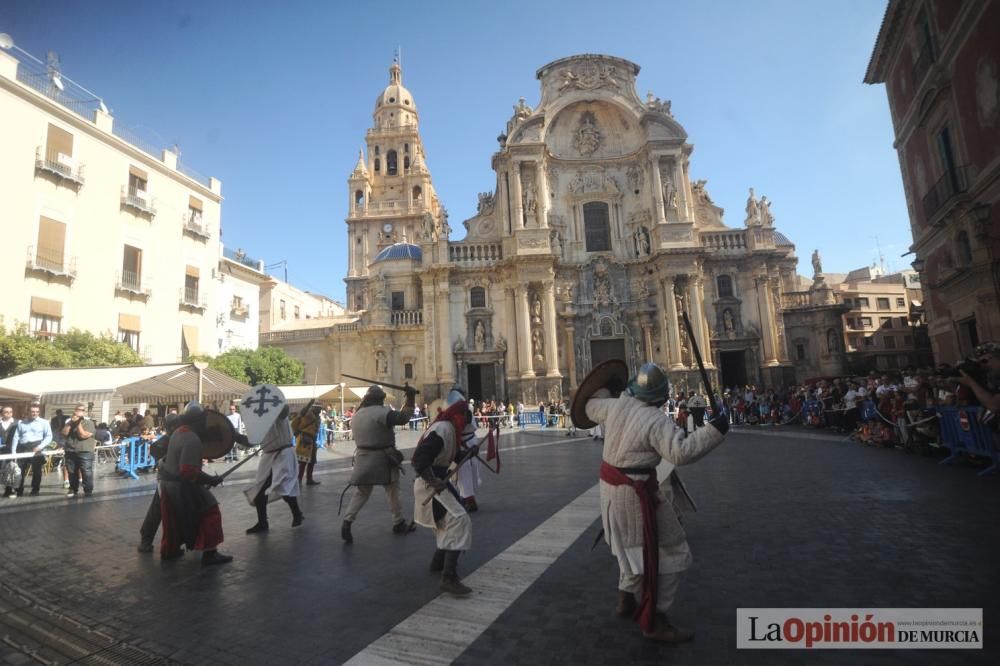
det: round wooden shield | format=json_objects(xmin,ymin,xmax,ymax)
[
  {"xmin": 570, "ymin": 359, "xmax": 629, "ymax": 429},
  {"xmin": 200, "ymin": 409, "xmax": 236, "ymax": 460}
]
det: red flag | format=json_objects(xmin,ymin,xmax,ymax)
[{"xmin": 486, "ymin": 423, "xmax": 500, "ymax": 473}]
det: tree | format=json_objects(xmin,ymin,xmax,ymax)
[
  {"xmin": 0, "ymin": 327, "xmax": 143, "ymax": 378},
  {"xmin": 201, "ymin": 347, "xmax": 304, "ymax": 385}
]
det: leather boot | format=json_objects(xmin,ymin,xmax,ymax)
[
  {"xmin": 137, "ymin": 540, "xmax": 154, "ymax": 553},
  {"xmin": 392, "ymin": 520, "xmax": 410, "ymax": 534},
  {"xmin": 440, "ymin": 550, "xmax": 471, "ymax": 596},
  {"xmin": 201, "ymin": 550, "xmax": 234, "ymax": 566},
  {"xmin": 246, "ymin": 521, "xmax": 269, "ymax": 534},
  {"xmin": 284, "ymin": 496, "xmax": 304, "ymax": 527},
  {"xmin": 616, "ymin": 591, "xmax": 637, "ymax": 618},
  {"xmin": 642, "ymin": 612, "xmax": 694, "ymax": 643},
  {"xmin": 429, "ymin": 549, "xmax": 445, "ymax": 573},
  {"xmin": 463, "ymin": 497, "xmax": 478, "ymax": 513},
  {"xmin": 341, "ymin": 520, "xmax": 353, "ymax": 543}
]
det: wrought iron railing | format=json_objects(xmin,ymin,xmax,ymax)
[
  {"xmin": 223, "ymin": 246, "xmax": 262, "ymax": 270},
  {"xmin": 922, "ymin": 165, "xmax": 970, "ymax": 221},
  {"xmin": 34, "ymin": 146, "xmax": 85, "ymax": 185},
  {"xmin": 183, "ymin": 212, "xmax": 210, "ymax": 239},
  {"xmin": 26, "ymin": 245, "xmax": 77, "ymax": 278},
  {"xmin": 179, "ymin": 287, "xmax": 205, "ymax": 309},
  {"xmin": 121, "ymin": 185, "xmax": 157, "ymax": 216}
]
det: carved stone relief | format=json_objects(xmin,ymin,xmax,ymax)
[
  {"xmin": 626, "ymin": 163, "xmax": 643, "ymax": 191},
  {"xmin": 558, "ymin": 61, "xmax": 621, "ymax": 92},
  {"xmin": 573, "ymin": 111, "xmax": 602, "ymax": 156}
]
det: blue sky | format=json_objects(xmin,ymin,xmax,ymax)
[{"xmin": 3, "ymin": 0, "xmax": 907, "ymax": 303}]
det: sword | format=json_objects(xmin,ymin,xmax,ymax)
[
  {"xmin": 420, "ymin": 446, "xmax": 478, "ymax": 506},
  {"xmin": 217, "ymin": 446, "xmax": 262, "ymax": 481},
  {"xmin": 341, "ymin": 373, "xmax": 420, "ymax": 395},
  {"xmin": 681, "ymin": 311, "xmax": 720, "ymax": 422}
]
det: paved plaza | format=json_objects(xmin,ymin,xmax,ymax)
[{"xmin": 0, "ymin": 426, "xmax": 997, "ymax": 665}]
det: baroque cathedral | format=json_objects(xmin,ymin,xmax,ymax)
[{"xmin": 270, "ymin": 55, "xmax": 832, "ymax": 404}]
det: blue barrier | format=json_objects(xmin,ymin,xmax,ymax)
[
  {"xmin": 937, "ymin": 406, "xmax": 998, "ymax": 477},
  {"xmin": 117, "ymin": 437, "xmax": 156, "ymax": 480},
  {"xmin": 518, "ymin": 411, "xmax": 546, "ymax": 429}
]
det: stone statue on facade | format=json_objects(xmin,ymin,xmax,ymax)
[
  {"xmin": 522, "ymin": 179, "xmax": 537, "ymax": 215},
  {"xmin": 634, "ymin": 226, "xmax": 651, "ymax": 257},
  {"xmin": 574, "ymin": 112, "xmax": 602, "ymax": 156},
  {"xmin": 812, "ymin": 249, "xmax": 823, "ymax": 277},
  {"xmin": 745, "ymin": 187, "xmax": 760, "ymax": 226},
  {"xmin": 453, "ymin": 337, "xmax": 464, "ymax": 353},
  {"xmin": 827, "ymin": 329, "xmax": 839, "ymax": 353},
  {"xmin": 474, "ymin": 321, "xmax": 486, "ymax": 352},
  {"xmin": 375, "ymin": 350, "xmax": 388, "ymax": 376},
  {"xmin": 626, "ymin": 164, "xmax": 643, "ymax": 191},
  {"xmin": 723, "ymin": 308, "xmax": 735, "ymax": 332},
  {"xmin": 759, "ymin": 196, "xmax": 774, "ymax": 226},
  {"xmin": 692, "ymin": 180, "xmax": 714, "ymax": 206},
  {"xmin": 495, "ymin": 335, "xmax": 507, "ymax": 353},
  {"xmin": 513, "ymin": 96, "xmax": 532, "ymax": 121},
  {"xmin": 440, "ymin": 208, "xmax": 451, "ymax": 238}
]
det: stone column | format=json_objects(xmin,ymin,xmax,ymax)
[
  {"xmin": 511, "ymin": 162, "xmax": 524, "ymax": 230},
  {"xmin": 642, "ymin": 316, "xmax": 654, "ymax": 360},
  {"xmin": 755, "ymin": 275, "xmax": 779, "ymax": 365},
  {"xmin": 649, "ymin": 154, "xmax": 666, "ymax": 225},
  {"xmin": 687, "ymin": 278, "xmax": 707, "ymax": 365},
  {"xmin": 695, "ymin": 277, "xmax": 714, "ymax": 368},
  {"xmin": 537, "ymin": 163, "xmax": 549, "ymax": 229},
  {"xmin": 542, "ymin": 282, "xmax": 561, "ymax": 377},
  {"xmin": 517, "ymin": 284, "xmax": 534, "ymax": 378},
  {"xmin": 438, "ymin": 280, "xmax": 454, "ymax": 383},
  {"xmin": 663, "ymin": 277, "xmax": 683, "ymax": 369},
  {"xmin": 347, "ymin": 226, "xmax": 356, "ymax": 277},
  {"xmin": 565, "ymin": 323, "xmax": 577, "ymax": 389}
]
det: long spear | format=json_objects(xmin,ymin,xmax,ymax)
[{"xmin": 681, "ymin": 311, "xmax": 720, "ymax": 420}]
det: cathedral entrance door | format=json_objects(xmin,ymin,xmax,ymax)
[
  {"xmin": 590, "ymin": 339, "xmax": 627, "ymax": 367},
  {"xmin": 468, "ymin": 363, "xmax": 496, "ymax": 402},
  {"xmin": 719, "ymin": 350, "xmax": 747, "ymax": 389}
]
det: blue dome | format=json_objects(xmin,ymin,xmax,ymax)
[{"xmin": 372, "ymin": 243, "xmax": 422, "ymax": 264}]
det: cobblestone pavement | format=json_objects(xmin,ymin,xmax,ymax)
[{"xmin": 0, "ymin": 426, "xmax": 997, "ymax": 665}]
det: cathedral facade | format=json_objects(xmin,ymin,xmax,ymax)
[{"xmin": 267, "ymin": 55, "xmax": 812, "ymax": 403}]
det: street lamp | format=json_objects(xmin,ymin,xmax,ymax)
[{"xmin": 911, "ymin": 256, "xmax": 925, "ymax": 272}]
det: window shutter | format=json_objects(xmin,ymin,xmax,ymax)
[
  {"xmin": 46, "ymin": 124, "xmax": 73, "ymax": 158},
  {"xmin": 30, "ymin": 296, "xmax": 63, "ymax": 318},
  {"xmin": 37, "ymin": 217, "xmax": 67, "ymax": 262},
  {"xmin": 118, "ymin": 313, "xmax": 141, "ymax": 331}
]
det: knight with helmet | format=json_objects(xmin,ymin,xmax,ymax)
[{"xmin": 572, "ymin": 359, "xmax": 730, "ymax": 643}]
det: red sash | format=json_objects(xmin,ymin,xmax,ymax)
[{"xmin": 599, "ymin": 461, "xmax": 660, "ymax": 633}]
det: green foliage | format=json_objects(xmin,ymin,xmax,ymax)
[
  {"xmin": 202, "ymin": 347, "xmax": 304, "ymax": 385},
  {"xmin": 0, "ymin": 326, "xmax": 143, "ymax": 378}
]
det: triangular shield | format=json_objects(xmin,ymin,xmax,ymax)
[{"xmin": 239, "ymin": 384, "xmax": 287, "ymax": 444}]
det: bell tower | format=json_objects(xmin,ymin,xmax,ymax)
[{"xmin": 344, "ymin": 58, "xmax": 443, "ymax": 313}]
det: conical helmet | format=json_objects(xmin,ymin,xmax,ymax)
[
  {"xmin": 444, "ymin": 386, "xmax": 467, "ymax": 408},
  {"xmin": 626, "ymin": 362, "xmax": 670, "ymax": 406}
]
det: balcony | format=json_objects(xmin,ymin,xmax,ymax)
[
  {"xmin": 448, "ymin": 242, "xmax": 503, "ymax": 266},
  {"xmin": 179, "ymin": 287, "xmax": 206, "ymax": 311},
  {"xmin": 121, "ymin": 185, "xmax": 157, "ymax": 217},
  {"xmin": 390, "ymin": 310, "xmax": 423, "ymax": 326},
  {"xmin": 25, "ymin": 245, "xmax": 77, "ymax": 281},
  {"xmin": 115, "ymin": 270, "xmax": 151, "ymax": 299},
  {"xmin": 352, "ymin": 200, "xmax": 420, "ymax": 218},
  {"xmin": 702, "ymin": 231, "xmax": 748, "ymax": 252},
  {"xmin": 223, "ymin": 247, "xmax": 264, "ymax": 272},
  {"xmin": 182, "ymin": 212, "xmax": 211, "ymax": 241},
  {"xmin": 230, "ymin": 304, "xmax": 249, "ymax": 320},
  {"xmin": 922, "ymin": 165, "xmax": 970, "ymax": 222},
  {"xmin": 35, "ymin": 147, "xmax": 85, "ymax": 187}
]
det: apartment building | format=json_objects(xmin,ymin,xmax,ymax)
[
  {"xmin": 0, "ymin": 37, "xmax": 223, "ymax": 362},
  {"xmin": 214, "ymin": 247, "xmax": 269, "ymax": 354}
]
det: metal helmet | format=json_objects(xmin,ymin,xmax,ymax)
[
  {"xmin": 626, "ymin": 362, "xmax": 670, "ymax": 406},
  {"xmin": 360, "ymin": 385, "xmax": 386, "ymax": 407},
  {"xmin": 183, "ymin": 400, "xmax": 204, "ymax": 416},
  {"xmin": 444, "ymin": 386, "xmax": 467, "ymax": 408}
]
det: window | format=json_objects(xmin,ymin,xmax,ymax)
[
  {"xmin": 884, "ymin": 336, "xmax": 896, "ymax": 349},
  {"xmin": 470, "ymin": 287, "xmax": 486, "ymax": 308},
  {"xmin": 127, "ymin": 166, "xmax": 148, "ymax": 198},
  {"xmin": 184, "ymin": 267, "xmax": 199, "ymax": 304},
  {"xmin": 413, "ymin": 186, "xmax": 422, "ymax": 201},
  {"xmin": 956, "ymin": 231, "xmax": 973, "ymax": 267},
  {"xmin": 404, "ymin": 155, "xmax": 410, "ymax": 170},
  {"xmin": 355, "ymin": 293, "xmax": 365, "ymax": 310},
  {"xmin": 877, "ymin": 298, "xmax": 890, "ymax": 310},
  {"xmin": 899, "ymin": 316, "xmax": 909, "ymax": 327},
  {"xmin": 936, "ymin": 125, "xmax": 960, "ymax": 193},
  {"xmin": 864, "ymin": 336, "xmax": 875, "ymax": 347},
  {"xmin": 404, "ymin": 143, "xmax": 409, "ymax": 153},
  {"xmin": 118, "ymin": 317, "xmax": 141, "ymax": 353},
  {"xmin": 279, "ymin": 299, "xmax": 287, "ymax": 319},
  {"xmin": 374, "ymin": 146, "xmax": 380, "ymax": 156},
  {"xmin": 913, "ymin": 10, "xmax": 936, "ymax": 83},
  {"xmin": 795, "ymin": 343, "xmax": 806, "ymax": 361},
  {"xmin": 903, "ymin": 335, "xmax": 913, "ymax": 346},
  {"xmin": 386, "ymin": 150, "xmax": 398, "ymax": 175},
  {"xmin": 850, "ymin": 336, "xmax": 861, "ymax": 350},
  {"xmin": 843, "ymin": 298, "xmax": 853, "ymax": 308},
  {"xmin": 188, "ymin": 196, "xmax": 203, "ymax": 226},
  {"xmin": 716, "ymin": 275, "xmax": 733, "ymax": 298},
  {"xmin": 860, "ymin": 317, "xmax": 873, "ymax": 328},
  {"xmin": 35, "ymin": 216, "xmax": 66, "ymax": 272},
  {"xmin": 355, "ymin": 190, "xmax": 364, "ymax": 206},
  {"xmin": 391, "ymin": 291, "xmax": 405, "ymax": 311},
  {"xmin": 958, "ymin": 317, "xmax": 979, "ymax": 355},
  {"xmin": 404, "ymin": 363, "xmax": 413, "ymax": 379},
  {"xmin": 44, "ymin": 123, "xmax": 74, "ymax": 171},
  {"xmin": 374, "ymin": 158, "xmax": 380, "ymax": 173},
  {"xmin": 846, "ymin": 318, "xmax": 855, "ymax": 329},
  {"xmin": 122, "ymin": 245, "xmax": 142, "ymax": 290},
  {"xmin": 880, "ymin": 316, "xmax": 893, "ymax": 329},
  {"xmin": 29, "ymin": 297, "xmax": 62, "ymax": 339},
  {"xmin": 583, "ymin": 202, "xmax": 611, "ymax": 252},
  {"xmin": 857, "ymin": 297, "xmax": 870, "ymax": 308},
  {"xmin": 896, "ymin": 298, "xmax": 905, "ymax": 307},
  {"xmin": 294, "ymin": 305, "xmax": 300, "ymax": 319}
]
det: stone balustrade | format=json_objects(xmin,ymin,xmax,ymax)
[
  {"xmin": 701, "ymin": 231, "xmax": 748, "ymax": 251},
  {"xmin": 448, "ymin": 242, "xmax": 503, "ymax": 265}
]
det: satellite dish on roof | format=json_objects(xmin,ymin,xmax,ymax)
[
  {"xmin": 0, "ymin": 34, "xmax": 13, "ymax": 50},
  {"xmin": 98, "ymin": 100, "xmax": 108, "ymax": 114},
  {"xmin": 52, "ymin": 75, "xmax": 64, "ymax": 91}
]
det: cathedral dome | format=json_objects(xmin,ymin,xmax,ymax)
[
  {"xmin": 374, "ymin": 62, "xmax": 417, "ymax": 112},
  {"xmin": 372, "ymin": 242, "xmax": 422, "ymax": 264}
]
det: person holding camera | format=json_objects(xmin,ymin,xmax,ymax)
[
  {"xmin": 957, "ymin": 342, "xmax": 1000, "ymax": 414},
  {"xmin": 61, "ymin": 404, "xmax": 96, "ymax": 497}
]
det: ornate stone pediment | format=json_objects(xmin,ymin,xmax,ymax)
[{"xmin": 567, "ymin": 167, "xmax": 621, "ymax": 200}]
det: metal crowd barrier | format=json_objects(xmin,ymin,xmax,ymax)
[
  {"xmin": 937, "ymin": 406, "xmax": 998, "ymax": 477},
  {"xmin": 116, "ymin": 437, "xmax": 155, "ymax": 480}
]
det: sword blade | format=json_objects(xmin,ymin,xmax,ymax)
[
  {"xmin": 341, "ymin": 373, "xmax": 420, "ymax": 395},
  {"xmin": 218, "ymin": 447, "xmax": 262, "ymax": 480}
]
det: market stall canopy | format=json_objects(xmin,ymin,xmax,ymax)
[
  {"xmin": 0, "ymin": 364, "xmax": 248, "ymax": 405},
  {"xmin": 276, "ymin": 384, "xmax": 349, "ymax": 408},
  {"xmin": 0, "ymin": 385, "xmax": 35, "ymax": 402}
]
